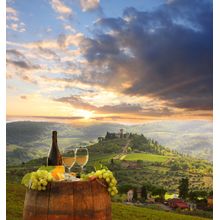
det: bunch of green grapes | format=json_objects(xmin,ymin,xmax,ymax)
[
  {"xmin": 88, "ymin": 169, "xmax": 118, "ymax": 197},
  {"xmin": 30, "ymin": 170, "xmax": 53, "ymax": 191}
]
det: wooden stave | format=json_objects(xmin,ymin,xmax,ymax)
[{"xmin": 23, "ymin": 180, "xmax": 112, "ymax": 220}]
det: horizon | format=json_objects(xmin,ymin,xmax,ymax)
[
  {"xmin": 6, "ymin": 115, "xmax": 213, "ymax": 127},
  {"xmin": 7, "ymin": 0, "xmax": 213, "ymax": 124}
]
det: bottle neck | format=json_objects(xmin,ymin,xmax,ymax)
[{"xmin": 52, "ymin": 131, "xmax": 58, "ymax": 147}]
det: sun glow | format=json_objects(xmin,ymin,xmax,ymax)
[{"xmin": 78, "ymin": 110, "xmax": 94, "ymax": 119}]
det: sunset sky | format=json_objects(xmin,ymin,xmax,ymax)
[{"xmin": 6, "ymin": 0, "xmax": 213, "ymax": 124}]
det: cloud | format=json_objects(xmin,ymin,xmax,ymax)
[
  {"xmin": 50, "ymin": 0, "xmax": 73, "ymax": 19},
  {"xmin": 6, "ymin": 34, "xmax": 85, "ymax": 85},
  {"xmin": 37, "ymin": 47, "xmax": 60, "ymax": 61},
  {"xmin": 6, "ymin": 6, "xmax": 26, "ymax": 32},
  {"xmin": 55, "ymin": 95, "xmax": 143, "ymax": 114},
  {"xmin": 64, "ymin": 24, "xmax": 75, "ymax": 33},
  {"xmin": 6, "ymin": 6, "xmax": 18, "ymax": 21},
  {"xmin": 20, "ymin": 96, "xmax": 27, "ymax": 99},
  {"xmin": 6, "ymin": 49, "xmax": 40, "ymax": 84},
  {"xmin": 26, "ymin": 115, "xmax": 84, "ymax": 120},
  {"xmin": 80, "ymin": 0, "xmax": 100, "ymax": 12},
  {"xmin": 166, "ymin": 0, "xmax": 176, "ymax": 4},
  {"xmin": 71, "ymin": 0, "xmax": 213, "ymax": 112},
  {"xmin": 54, "ymin": 95, "xmax": 177, "ymax": 118},
  {"xmin": 7, "ymin": 49, "xmax": 40, "ymax": 70},
  {"xmin": 6, "ymin": 0, "xmax": 212, "ymax": 121}
]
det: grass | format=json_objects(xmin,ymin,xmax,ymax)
[
  {"xmin": 112, "ymin": 203, "xmax": 210, "ymax": 220},
  {"xmin": 6, "ymin": 183, "xmax": 26, "ymax": 220},
  {"xmin": 88, "ymin": 153, "xmax": 116, "ymax": 164},
  {"xmin": 123, "ymin": 153, "xmax": 171, "ymax": 162}
]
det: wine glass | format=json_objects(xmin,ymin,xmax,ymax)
[
  {"xmin": 62, "ymin": 149, "xmax": 76, "ymax": 174},
  {"xmin": 75, "ymin": 147, "xmax": 89, "ymax": 173}
]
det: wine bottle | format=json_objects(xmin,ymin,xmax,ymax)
[{"xmin": 47, "ymin": 131, "xmax": 62, "ymax": 166}]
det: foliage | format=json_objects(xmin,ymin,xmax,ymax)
[
  {"xmin": 188, "ymin": 190, "xmax": 208, "ymax": 201},
  {"xmin": 21, "ymin": 173, "xmax": 31, "ymax": 187},
  {"xmin": 179, "ymin": 178, "xmax": 189, "ymax": 199},
  {"xmin": 118, "ymin": 184, "xmax": 135, "ymax": 194},
  {"xmin": 133, "ymin": 188, "xmax": 138, "ymax": 201},
  {"xmin": 141, "ymin": 185, "xmax": 147, "ymax": 200}
]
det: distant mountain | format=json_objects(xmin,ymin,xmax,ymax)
[{"xmin": 6, "ymin": 120, "xmax": 212, "ymax": 164}]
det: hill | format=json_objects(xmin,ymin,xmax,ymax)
[
  {"xmin": 6, "ymin": 132, "xmax": 213, "ymax": 219},
  {"xmin": 6, "ymin": 120, "xmax": 213, "ymax": 164},
  {"xmin": 7, "ymin": 132, "xmax": 213, "ymax": 193}
]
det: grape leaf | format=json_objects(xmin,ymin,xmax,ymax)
[
  {"xmin": 93, "ymin": 162, "xmax": 102, "ymax": 171},
  {"xmin": 21, "ymin": 173, "xmax": 31, "ymax": 187},
  {"xmin": 93, "ymin": 162, "xmax": 108, "ymax": 171}
]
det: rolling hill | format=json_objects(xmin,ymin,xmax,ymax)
[
  {"xmin": 6, "ymin": 132, "xmax": 213, "ymax": 220},
  {"xmin": 6, "ymin": 120, "xmax": 212, "ymax": 164}
]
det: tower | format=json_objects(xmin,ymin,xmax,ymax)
[{"xmin": 120, "ymin": 129, "xmax": 124, "ymax": 138}]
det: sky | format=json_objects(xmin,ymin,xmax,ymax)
[{"xmin": 6, "ymin": 0, "xmax": 213, "ymax": 124}]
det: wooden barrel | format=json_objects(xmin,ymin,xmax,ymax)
[{"xmin": 23, "ymin": 180, "xmax": 112, "ymax": 220}]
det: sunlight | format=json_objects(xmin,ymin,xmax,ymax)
[{"xmin": 78, "ymin": 109, "xmax": 93, "ymax": 119}]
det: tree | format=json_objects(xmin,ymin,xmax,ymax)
[
  {"xmin": 170, "ymin": 162, "xmax": 180, "ymax": 171},
  {"xmin": 179, "ymin": 178, "xmax": 189, "ymax": 199},
  {"xmin": 141, "ymin": 186, "xmax": 147, "ymax": 201},
  {"xmin": 118, "ymin": 184, "xmax": 133, "ymax": 194},
  {"xmin": 133, "ymin": 188, "xmax": 138, "ymax": 201},
  {"xmin": 188, "ymin": 190, "xmax": 208, "ymax": 201},
  {"xmin": 152, "ymin": 187, "xmax": 167, "ymax": 200}
]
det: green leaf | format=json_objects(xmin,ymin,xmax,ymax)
[
  {"xmin": 93, "ymin": 162, "xmax": 109, "ymax": 171},
  {"xmin": 38, "ymin": 166, "xmax": 55, "ymax": 172},
  {"xmin": 21, "ymin": 173, "xmax": 31, "ymax": 187},
  {"xmin": 102, "ymin": 165, "xmax": 109, "ymax": 170},
  {"xmin": 93, "ymin": 162, "xmax": 102, "ymax": 171}
]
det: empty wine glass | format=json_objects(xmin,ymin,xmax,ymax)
[
  {"xmin": 75, "ymin": 147, "xmax": 89, "ymax": 173},
  {"xmin": 62, "ymin": 149, "xmax": 76, "ymax": 174}
]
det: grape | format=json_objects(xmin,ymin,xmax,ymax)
[
  {"xmin": 105, "ymin": 177, "xmax": 110, "ymax": 183},
  {"xmin": 110, "ymin": 191, "xmax": 115, "ymax": 196},
  {"xmin": 29, "ymin": 170, "xmax": 52, "ymax": 191},
  {"xmin": 98, "ymin": 174, "xmax": 103, "ymax": 179},
  {"xmin": 111, "ymin": 179, "xmax": 116, "ymax": 184},
  {"xmin": 95, "ymin": 170, "xmax": 102, "ymax": 176},
  {"xmin": 31, "ymin": 185, "xmax": 36, "ymax": 190},
  {"xmin": 84, "ymin": 167, "xmax": 118, "ymax": 197},
  {"xmin": 112, "ymin": 186, "xmax": 117, "ymax": 191},
  {"xmin": 103, "ymin": 173, "xmax": 108, "ymax": 179}
]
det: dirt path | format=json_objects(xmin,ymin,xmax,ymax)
[{"xmin": 113, "ymin": 139, "xmax": 131, "ymax": 160}]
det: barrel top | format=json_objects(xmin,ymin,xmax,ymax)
[{"xmin": 47, "ymin": 179, "xmax": 107, "ymax": 188}]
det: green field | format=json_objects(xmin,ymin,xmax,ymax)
[
  {"xmin": 6, "ymin": 183, "xmax": 210, "ymax": 220},
  {"xmin": 112, "ymin": 203, "xmax": 210, "ymax": 220},
  {"xmin": 7, "ymin": 183, "xmax": 26, "ymax": 220},
  {"xmin": 123, "ymin": 153, "xmax": 171, "ymax": 162}
]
